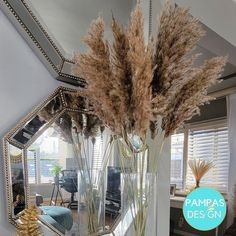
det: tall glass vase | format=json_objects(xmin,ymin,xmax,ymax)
[
  {"xmin": 72, "ymin": 128, "xmax": 113, "ymax": 236},
  {"xmin": 121, "ymin": 172, "xmax": 157, "ymax": 236},
  {"xmin": 77, "ymin": 169, "xmax": 105, "ymax": 236}
]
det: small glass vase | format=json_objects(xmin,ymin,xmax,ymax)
[
  {"xmin": 77, "ymin": 170, "xmax": 105, "ymax": 236},
  {"xmin": 121, "ymin": 172, "xmax": 157, "ymax": 236}
]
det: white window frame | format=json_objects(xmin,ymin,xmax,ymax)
[
  {"xmin": 171, "ymin": 118, "xmax": 229, "ymax": 193},
  {"xmin": 170, "ymin": 131, "xmax": 185, "ymax": 189}
]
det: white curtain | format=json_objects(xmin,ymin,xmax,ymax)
[{"xmin": 227, "ymin": 93, "xmax": 236, "ymax": 226}]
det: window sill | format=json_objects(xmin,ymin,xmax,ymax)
[
  {"xmin": 170, "ymin": 196, "xmax": 185, "ymax": 209},
  {"xmin": 171, "ymin": 189, "xmax": 228, "ymax": 209},
  {"xmin": 29, "ymin": 183, "xmax": 52, "ymax": 186},
  {"xmin": 175, "ymin": 189, "xmax": 189, "ymax": 197}
]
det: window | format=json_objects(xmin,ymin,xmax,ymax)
[
  {"xmin": 28, "ymin": 126, "xmax": 105, "ymax": 184},
  {"xmin": 170, "ymin": 120, "xmax": 229, "ymax": 193},
  {"xmin": 92, "ymin": 135, "xmax": 103, "ymax": 170},
  {"xmin": 171, "ymin": 133, "xmax": 184, "ymax": 189},
  {"xmin": 28, "ymin": 127, "xmax": 67, "ymax": 184},
  {"xmin": 28, "ymin": 150, "xmax": 37, "ymax": 184},
  {"xmin": 186, "ymin": 123, "xmax": 229, "ymax": 193}
]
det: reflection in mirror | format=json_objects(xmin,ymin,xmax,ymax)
[
  {"xmin": 4, "ymin": 88, "xmax": 122, "ymax": 235},
  {"xmin": 11, "ymin": 94, "xmax": 63, "ymax": 146},
  {"xmin": 9, "ymin": 144, "xmax": 25, "ymax": 217},
  {"xmin": 39, "ymin": 94, "xmax": 63, "ymax": 119},
  {"xmin": 27, "ymin": 115, "xmax": 78, "ymax": 235},
  {"xmin": 27, "ymin": 0, "xmax": 134, "ymax": 57},
  {"xmin": 64, "ymin": 92, "xmax": 88, "ymax": 111},
  {"xmin": 26, "ymin": 111, "xmax": 119, "ymax": 235},
  {"xmin": 12, "ymin": 115, "xmax": 46, "ymax": 145}
]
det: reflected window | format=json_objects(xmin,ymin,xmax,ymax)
[
  {"xmin": 92, "ymin": 136, "xmax": 103, "ymax": 170},
  {"xmin": 28, "ymin": 127, "xmax": 68, "ymax": 184}
]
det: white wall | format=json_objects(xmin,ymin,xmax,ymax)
[
  {"xmin": 156, "ymin": 139, "xmax": 171, "ymax": 236},
  {"xmin": 150, "ymin": 1, "xmax": 171, "ymax": 235},
  {"xmin": 0, "ymin": 9, "xmax": 64, "ymax": 235}
]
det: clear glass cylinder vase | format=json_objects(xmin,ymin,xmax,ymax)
[
  {"xmin": 77, "ymin": 169, "xmax": 105, "ymax": 236},
  {"xmin": 120, "ymin": 172, "xmax": 157, "ymax": 236}
]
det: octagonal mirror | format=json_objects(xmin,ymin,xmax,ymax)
[{"xmin": 3, "ymin": 87, "xmax": 125, "ymax": 235}]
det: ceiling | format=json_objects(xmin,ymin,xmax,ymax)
[
  {"xmin": 194, "ymin": 23, "xmax": 236, "ymax": 94},
  {"xmin": 194, "ymin": 44, "xmax": 236, "ymax": 94},
  {"xmin": 172, "ymin": 0, "xmax": 236, "ymax": 94}
]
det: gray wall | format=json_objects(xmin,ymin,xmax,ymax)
[
  {"xmin": 228, "ymin": 94, "xmax": 236, "ymax": 227},
  {"xmin": 0, "ymin": 9, "xmax": 63, "ymax": 235},
  {"xmin": 187, "ymin": 97, "xmax": 227, "ymax": 123}
]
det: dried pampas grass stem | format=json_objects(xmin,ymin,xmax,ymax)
[
  {"xmin": 74, "ymin": 2, "xmax": 227, "ymax": 138},
  {"xmin": 189, "ymin": 159, "xmax": 214, "ymax": 188}
]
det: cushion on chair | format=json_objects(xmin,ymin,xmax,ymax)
[
  {"xmin": 39, "ymin": 214, "xmax": 66, "ymax": 234},
  {"xmin": 40, "ymin": 206, "xmax": 73, "ymax": 232}
]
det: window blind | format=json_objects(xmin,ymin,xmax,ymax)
[
  {"xmin": 171, "ymin": 133, "xmax": 184, "ymax": 189},
  {"xmin": 27, "ymin": 150, "xmax": 37, "ymax": 184},
  {"xmin": 92, "ymin": 135, "xmax": 103, "ymax": 170},
  {"xmin": 186, "ymin": 123, "xmax": 229, "ymax": 192}
]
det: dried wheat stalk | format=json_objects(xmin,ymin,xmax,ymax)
[
  {"xmin": 74, "ymin": 17, "xmax": 119, "ymax": 133},
  {"xmin": 73, "ymin": 2, "xmax": 227, "ymax": 138},
  {"xmin": 127, "ymin": 5, "xmax": 153, "ymax": 136},
  {"xmin": 38, "ymin": 91, "xmax": 102, "ymax": 140},
  {"xmin": 188, "ymin": 159, "xmax": 214, "ymax": 188},
  {"xmin": 111, "ymin": 16, "xmax": 132, "ymax": 131},
  {"xmin": 162, "ymin": 56, "xmax": 227, "ymax": 136}
]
